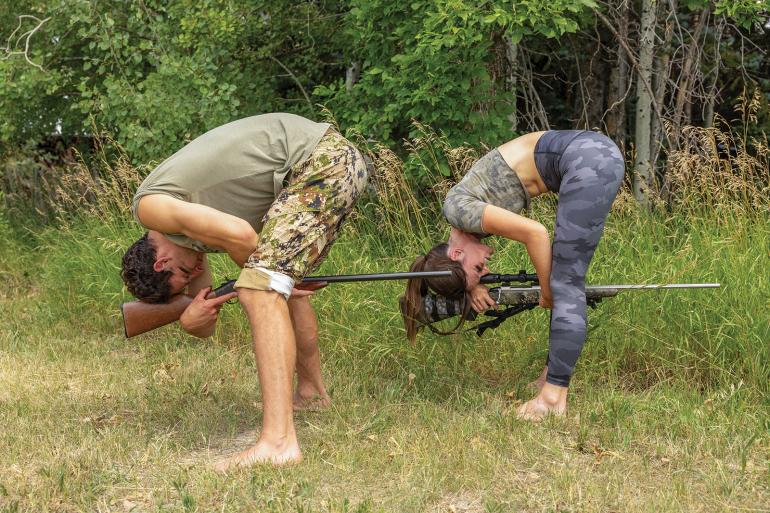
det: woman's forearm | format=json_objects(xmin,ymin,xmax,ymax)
[
  {"xmin": 525, "ymin": 230, "xmax": 552, "ymax": 300},
  {"xmin": 481, "ymin": 205, "xmax": 553, "ymax": 298}
]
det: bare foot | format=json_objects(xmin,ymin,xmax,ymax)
[
  {"xmin": 293, "ymin": 392, "xmax": 331, "ymax": 411},
  {"xmin": 527, "ymin": 365, "xmax": 548, "ymax": 392},
  {"xmin": 212, "ymin": 441, "xmax": 302, "ymax": 471},
  {"xmin": 516, "ymin": 383, "xmax": 568, "ymax": 422}
]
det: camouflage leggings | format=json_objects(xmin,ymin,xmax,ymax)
[{"xmin": 546, "ymin": 132, "xmax": 624, "ymax": 387}]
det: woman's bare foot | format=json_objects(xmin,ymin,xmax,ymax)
[
  {"xmin": 527, "ymin": 365, "xmax": 548, "ymax": 392},
  {"xmin": 516, "ymin": 382, "xmax": 568, "ymax": 422},
  {"xmin": 213, "ymin": 440, "xmax": 302, "ymax": 471}
]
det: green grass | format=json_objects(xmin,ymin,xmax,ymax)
[{"xmin": 1, "ymin": 196, "xmax": 768, "ymax": 512}]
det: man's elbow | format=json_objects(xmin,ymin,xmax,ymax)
[{"xmin": 233, "ymin": 220, "xmax": 259, "ymax": 252}]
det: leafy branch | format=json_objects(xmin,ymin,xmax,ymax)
[{"xmin": 2, "ymin": 15, "xmax": 51, "ymax": 71}]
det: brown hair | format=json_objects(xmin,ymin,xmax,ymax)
[
  {"xmin": 121, "ymin": 232, "xmax": 173, "ymax": 303},
  {"xmin": 400, "ymin": 243, "xmax": 466, "ymax": 343}
]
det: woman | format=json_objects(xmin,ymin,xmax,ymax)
[{"xmin": 402, "ymin": 130, "xmax": 624, "ymax": 420}]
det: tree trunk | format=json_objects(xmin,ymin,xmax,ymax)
[
  {"xmin": 704, "ymin": 20, "xmax": 724, "ymax": 128},
  {"xmin": 672, "ymin": 8, "xmax": 710, "ymax": 132},
  {"xmin": 606, "ymin": 0, "xmax": 630, "ymax": 147},
  {"xmin": 504, "ymin": 35, "xmax": 518, "ymax": 133},
  {"xmin": 584, "ymin": 21, "xmax": 608, "ymax": 129},
  {"xmin": 653, "ymin": 0, "xmax": 675, "ymax": 164},
  {"xmin": 345, "ymin": 62, "xmax": 361, "ymax": 92},
  {"xmin": 634, "ymin": 0, "xmax": 658, "ymax": 207}
]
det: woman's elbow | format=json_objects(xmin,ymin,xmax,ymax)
[{"xmin": 525, "ymin": 224, "xmax": 549, "ymax": 245}]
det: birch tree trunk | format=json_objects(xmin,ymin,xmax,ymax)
[
  {"xmin": 345, "ymin": 62, "xmax": 361, "ymax": 92},
  {"xmin": 504, "ymin": 35, "xmax": 518, "ymax": 133},
  {"xmin": 634, "ymin": 0, "xmax": 657, "ymax": 207}
]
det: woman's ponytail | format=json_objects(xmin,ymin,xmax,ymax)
[
  {"xmin": 401, "ymin": 255, "xmax": 427, "ymax": 343},
  {"xmin": 400, "ymin": 244, "xmax": 466, "ymax": 343}
]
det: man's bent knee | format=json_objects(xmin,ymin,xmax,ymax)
[{"xmin": 236, "ymin": 266, "xmax": 295, "ymax": 300}]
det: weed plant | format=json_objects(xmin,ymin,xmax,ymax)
[{"xmin": 0, "ymin": 119, "xmax": 767, "ymax": 511}]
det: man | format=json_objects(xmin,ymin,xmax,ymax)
[{"xmin": 121, "ymin": 113, "xmax": 368, "ymax": 468}]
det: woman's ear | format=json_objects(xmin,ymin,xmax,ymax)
[{"xmin": 448, "ymin": 247, "xmax": 464, "ymax": 262}]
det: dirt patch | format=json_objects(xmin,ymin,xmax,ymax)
[
  {"xmin": 426, "ymin": 491, "xmax": 484, "ymax": 513},
  {"xmin": 179, "ymin": 428, "xmax": 259, "ymax": 467}
]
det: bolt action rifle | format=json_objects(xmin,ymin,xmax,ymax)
[
  {"xmin": 416, "ymin": 271, "xmax": 721, "ymax": 336},
  {"xmin": 120, "ymin": 271, "xmax": 452, "ymax": 338}
]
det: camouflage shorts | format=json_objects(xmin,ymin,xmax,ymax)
[{"xmin": 236, "ymin": 130, "xmax": 368, "ymax": 289}]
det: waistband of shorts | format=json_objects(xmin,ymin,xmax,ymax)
[{"xmin": 320, "ymin": 127, "xmax": 351, "ymax": 146}]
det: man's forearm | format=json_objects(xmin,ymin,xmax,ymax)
[{"xmin": 179, "ymin": 316, "xmax": 217, "ymax": 338}]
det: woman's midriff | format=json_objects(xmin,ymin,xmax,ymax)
[{"xmin": 497, "ymin": 132, "xmax": 549, "ymax": 198}]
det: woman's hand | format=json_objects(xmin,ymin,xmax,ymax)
[
  {"xmin": 469, "ymin": 284, "xmax": 497, "ymax": 312},
  {"xmin": 539, "ymin": 292, "xmax": 553, "ymax": 309}
]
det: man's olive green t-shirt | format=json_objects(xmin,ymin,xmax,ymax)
[{"xmin": 131, "ymin": 113, "xmax": 330, "ymax": 252}]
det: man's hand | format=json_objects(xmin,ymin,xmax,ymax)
[
  {"xmin": 179, "ymin": 287, "xmax": 238, "ymax": 337},
  {"xmin": 291, "ymin": 280, "xmax": 328, "ymax": 299},
  {"xmin": 469, "ymin": 284, "xmax": 497, "ymax": 313}
]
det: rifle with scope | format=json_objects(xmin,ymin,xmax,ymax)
[{"xmin": 417, "ymin": 270, "xmax": 721, "ymax": 336}]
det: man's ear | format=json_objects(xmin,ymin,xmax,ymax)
[{"xmin": 153, "ymin": 256, "xmax": 171, "ymax": 273}]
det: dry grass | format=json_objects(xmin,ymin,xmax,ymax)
[{"xmin": 1, "ymin": 118, "xmax": 769, "ymax": 512}]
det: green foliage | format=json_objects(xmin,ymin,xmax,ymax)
[
  {"xmin": 0, "ymin": 0, "xmax": 767, "ymax": 170},
  {"xmin": 713, "ymin": 0, "xmax": 768, "ymax": 29},
  {"xmin": 0, "ymin": 0, "xmax": 346, "ymax": 163},
  {"xmin": 317, "ymin": 0, "xmax": 596, "ymax": 148}
]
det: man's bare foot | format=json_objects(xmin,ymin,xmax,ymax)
[
  {"xmin": 527, "ymin": 365, "xmax": 548, "ymax": 392},
  {"xmin": 213, "ymin": 440, "xmax": 302, "ymax": 471},
  {"xmin": 516, "ymin": 383, "xmax": 568, "ymax": 422},
  {"xmin": 293, "ymin": 392, "xmax": 331, "ymax": 411}
]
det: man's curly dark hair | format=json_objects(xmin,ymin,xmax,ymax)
[{"xmin": 121, "ymin": 232, "xmax": 173, "ymax": 303}]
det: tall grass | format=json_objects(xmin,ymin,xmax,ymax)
[
  {"xmin": 1, "ymin": 121, "xmax": 768, "ymax": 512},
  {"xmin": 1, "ymin": 115, "xmax": 763, "ymax": 402}
]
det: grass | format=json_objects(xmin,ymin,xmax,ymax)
[{"xmin": 1, "ymin": 120, "xmax": 769, "ymax": 511}]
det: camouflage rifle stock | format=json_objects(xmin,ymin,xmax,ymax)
[{"xmin": 419, "ymin": 271, "xmax": 721, "ymax": 336}]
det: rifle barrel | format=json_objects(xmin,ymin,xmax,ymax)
[
  {"xmin": 589, "ymin": 283, "xmax": 721, "ymax": 290},
  {"xmin": 493, "ymin": 283, "xmax": 721, "ymax": 293},
  {"xmin": 482, "ymin": 283, "xmax": 722, "ymax": 308},
  {"xmin": 302, "ymin": 271, "xmax": 452, "ymax": 283},
  {"xmin": 210, "ymin": 270, "xmax": 453, "ymax": 295}
]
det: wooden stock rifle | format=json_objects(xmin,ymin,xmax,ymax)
[{"xmin": 120, "ymin": 271, "xmax": 452, "ymax": 338}]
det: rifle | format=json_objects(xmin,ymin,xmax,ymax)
[
  {"xmin": 121, "ymin": 271, "xmax": 452, "ymax": 338},
  {"xmin": 418, "ymin": 270, "xmax": 720, "ymax": 336}
]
